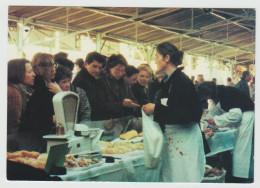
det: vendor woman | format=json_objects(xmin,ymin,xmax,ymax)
[
  {"xmin": 197, "ymin": 81, "xmax": 254, "ymax": 183},
  {"xmin": 143, "ymin": 42, "xmax": 205, "ymax": 182}
]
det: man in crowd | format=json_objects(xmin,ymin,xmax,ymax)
[
  {"xmin": 212, "ymin": 78, "xmax": 217, "ymax": 85},
  {"xmin": 195, "ymin": 74, "xmax": 204, "ymax": 87},
  {"xmin": 72, "ymin": 52, "xmax": 106, "ymax": 120},
  {"xmin": 227, "ymin": 77, "xmax": 235, "ymax": 87},
  {"xmin": 235, "ymin": 71, "xmax": 251, "ymax": 97}
]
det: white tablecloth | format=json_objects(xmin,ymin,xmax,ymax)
[
  {"xmin": 58, "ymin": 150, "xmax": 161, "ymax": 182},
  {"xmin": 206, "ymin": 129, "xmax": 236, "ymax": 157}
]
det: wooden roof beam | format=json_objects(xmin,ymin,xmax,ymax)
[
  {"xmin": 23, "ymin": 7, "xmax": 64, "ymax": 20},
  {"xmin": 213, "ymin": 9, "xmax": 255, "ymax": 21},
  {"xmin": 215, "ymin": 43, "xmax": 255, "ymax": 56},
  {"xmin": 49, "ymin": 9, "xmax": 85, "ymax": 22},
  {"xmin": 84, "ymin": 7, "xmax": 254, "ymax": 54}
]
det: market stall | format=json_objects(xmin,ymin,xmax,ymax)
[
  {"xmin": 59, "ymin": 150, "xmax": 161, "ymax": 182},
  {"xmin": 7, "ymin": 92, "xmax": 236, "ymax": 182}
]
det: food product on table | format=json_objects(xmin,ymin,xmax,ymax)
[
  {"xmin": 204, "ymin": 166, "xmax": 224, "ymax": 177},
  {"xmin": 101, "ymin": 141, "xmax": 143, "ymax": 154},
  {"xmin": 7, "ymin": 151, "xmax": 47, "ymax": 169},
  {"xmin": 100, "ymin": 141, "xmax": 113, "ymax": 148},
  {"xmin": 7, "ymin": 150, "xmax": 40, "ymax": 160},
  {"xmin": 64, "ymin": 154, "xmax": 100, "ymax": 168},
  {"xmin": 138, "ymin": 132, "xmax": 143, "ymax": 137},
  {"xmin": 120, "ymin": 130, "xmax": 138, "ymax": 140},
  {"xmin": 64, "ymin": 154, "xmax": 78, "ymax": 168},
  {"xmin": 204, "ymin": 128, "xmax": 215, "ymax": 137}
]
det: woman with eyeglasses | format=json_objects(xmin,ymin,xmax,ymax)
[
  {"xmin": 19, "ymin": 52, "xmax": 61, "ymax": 153},
  {"xmin": 97, "ymin": 54, "xmax": 139, "ymax": 121}
]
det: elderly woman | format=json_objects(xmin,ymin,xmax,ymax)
[
  {"xmin": 7, "ymin": 59, "xmax": 35, "ymax": 152},
  {"xmin": 19, "ymin": 53, "xmax": 60, "ymax": 152},
  {"xmin": 143, "ymin": 42, "xmax": 205, "ymax": 182},
  {"xmin": 132, "ymin": 64, "xmax": 153, "ymax": 106},
  {"xmin": 97, "ymin": 54, "xmax": 139, "ymax": 120},
  {"xmin": 54, "ymin": 65, "xmax": 91, "ymax": 123}
]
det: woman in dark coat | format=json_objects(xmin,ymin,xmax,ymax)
[
  {"xmin": 97, "ymin": 54, "xmax": 139, "ymax": 120},
  {"xmin": 7, "ymin": 59, "xmax": 35, "ymax": 152},
  {"xmin": 19, "ymin": 53, "xmax": 61, "ymax": 152},
  {"xmin": 143, "ymin": 42, "xmax": 205, "ymax": 182}
]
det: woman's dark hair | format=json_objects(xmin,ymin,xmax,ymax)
[
  {"xmin": 125, "ymin": 65, "xmax": 139, "ymax": 77},
  {"xmin": 55, "ymin": 57, "xmax": 74, "ymax": 71},
  {"xmin": 196, "ymin": 81, "xmax": 218, "ymax": 109},
  {"xmin": 8, "ymin": 58, "xmax": 30, "ymax": 84},
  {"xmin": 31, "ymin": 52, "xmax": 54, "ymax": 76},
  {"xmin": 75, "ymin": 58, "xmax": 84, "ymax": 69},
  {"xmin": 156, "ymin": 42, "xmax": 184, "ymax": 66},
  {"xmin": 54, "ymin": 65, "xmax": 72, "ymax": 83},
  {"xmin": 105, "ymin": 54, "xmax": 128, "ymax": 72},
  {"xmin": 54, "ymin": 52, "xmax": 68, "ymax": 62}
]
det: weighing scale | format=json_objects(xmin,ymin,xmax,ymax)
[{"xmin": 43, "ymin": 91, "xmax": 103, "ymax": 156}]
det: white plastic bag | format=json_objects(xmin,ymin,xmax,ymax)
[{"xmin": 142, "ymin": 110, "xmax": 164, "ymax": 169}]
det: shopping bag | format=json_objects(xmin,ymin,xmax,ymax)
[{"xmin": 142, "ymin": 110, "xmax": 164, "ymax": 169}]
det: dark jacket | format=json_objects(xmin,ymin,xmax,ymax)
[
  {"xmin": 97, "ymin": 74, "xmax": 135, "ymax": 120},
  {"xmin": 72, "ymin": 68, "xmax": 102, "ymax": 120},
  {"xmin": 7, "ymin": 160, "xmax": 62, "ymax": 181},
  {"xmin": 19, "ymin": 75, "xmax": 55, "ymax": 135},
  {"xmin": 132, "ymin": 82, "xmax": 149, "ymax": 106},
  {"xmin": 147, "ymin": 78, "xmax": 161, "ymax": 103},
  {"xmin": 217, "ymin": 85, "xmax": 254, "ymax": 112},
  {"xmin": 154, "ymin": 67, "xmax": 202, "ymax": 130},
  {"xmin": 235, "ymin": 78, "xmax": 250, "ymax": 97}
]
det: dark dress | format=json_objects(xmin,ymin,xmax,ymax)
[
  {"xmin": 147, "ymin": 78, "xmax": 161, "ymax": 103},
  {"xmin": 72, "ymin": 68, "xmax": 102, "ymax": 120},
  {"xmin": 97, "ymin": 74, "xmax": 135, "ymax": 120},
  {"xmin": 19, "ymin": 75, "xmax": 55, "ymax": 152},
  {"xmin": 154, "ymin": 67, "xmax": 202, "ymax": 130},
  {"xmin": 217, "ymin": 85, "xmax": 254, "ymax": 112},
  {"xmin": 132, "ymin": 82, "xmax": 149, "ymax": 106}
]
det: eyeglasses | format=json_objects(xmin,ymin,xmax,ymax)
[
  {"xmin": 113, "ymin": 68, "xmax": 126, "ymax": 74},
  {"xmin": 39, "ymin": 62, "xmax": 57, "ymax": 68}
]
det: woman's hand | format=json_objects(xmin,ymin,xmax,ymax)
[
  {"xmin": 208, "ymin": 118, "xmax": 215, "ymax": 125},
  {"xmin": 123, "ymin": 99, "xmax": 140, "ymax": 108},
  {"xmin": 53, "ymin": 115, "xmax": 56, "ymax": 124},
  {"xmin": 142, "ymin": 103, "xmax": 155, "ymax": 115},
  {"xmin": 48, "ymin": 82, "xmax": 62, "ymax": 94}
]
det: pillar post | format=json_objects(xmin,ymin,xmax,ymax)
[
  {"xmin": 96, "ymin": 32, "xmax": 102, "ymax": 52},
  {"xmin": 17, "ymin": 18, "xmax": 24, "ymax": 58}
]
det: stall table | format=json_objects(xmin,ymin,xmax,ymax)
[
  {"xmin": 58, "ymin": 150, "xmax": 161, "ymax": 182},
  {"xmin": 206, "ymin": 129, "xmax": 236, "ymax": 157}
]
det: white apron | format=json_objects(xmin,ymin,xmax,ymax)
[
  {"xmin": 160, "ymin": 123, "xmax": 206, "ymax": 182},
  {"xmin": 232, "ymin": 111, "xmax": 254, "ymax": 178},
  {"xmin": 213, "ymin": 108, "xmax": 254, "ymax": 178}
]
